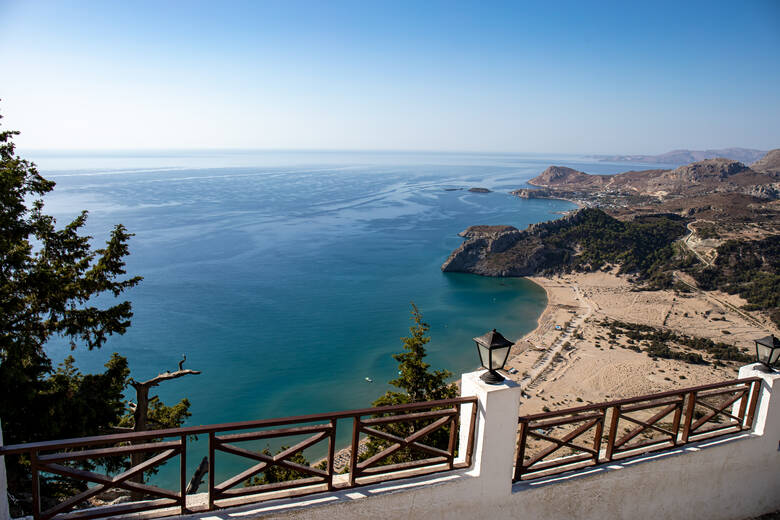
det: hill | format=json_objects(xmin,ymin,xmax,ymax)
[
  {"xmin": 441, "ymin": 208, "xmax": 688, "ymax": 281},
  {"xmin": 527, "ymin": 158, "xmax": 775, "ymax": 196},
  {"xmin": 528, "ymin": 166, "xmax": 608, "ymax": 188},
  {"xmin": 751, "ymin": 149, "xmax": 780, "ymax": 176},
  {"xmin": 521, "ymin": 153, "xmax": 780, "ymax": 216},
  {"xmin": 592, "ymin": 148, "xmax": 767, "ymax": 165}
]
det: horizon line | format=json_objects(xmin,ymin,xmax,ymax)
[{"xmin": 16, "ymin": 146, "xmax": 771, "ymax": 157}]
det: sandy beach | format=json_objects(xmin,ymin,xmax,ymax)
[{"xmin": 505, "ymin": 271, "xmax": 779, "ymax": 415}]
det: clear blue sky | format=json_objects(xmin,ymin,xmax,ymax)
[{"xmin": 1, "ymin": 0, "xmax": 778, "ymax": 154}]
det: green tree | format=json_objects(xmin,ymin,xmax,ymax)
[
  {"xmin": 364, "ymin": 304, "xmax": 457, "ymax": 466},
  {"xmin": 0, "ymin": 111, "xmax": 140, "ymax": 444},
  {"xmin": 0, "ymin": 112, "xmax": 192, "ymax": 512},
  {"xmin": 374, "ymin": 303, "xmax": 457, "ymax": 406}
]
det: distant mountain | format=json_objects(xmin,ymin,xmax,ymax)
[
  {"xmin": 592, "ymin": 148, "xmax": 768, "ymax": 166},
  {"xmin": 523, "ymin": 156, "xmax": 780, "ymax": 203},
  {"xmin": 751, "ymin": 149, "xmax": 780, "ymax": 176}
]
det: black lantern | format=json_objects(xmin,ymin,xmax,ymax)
[
  {"xmin": 473, "ymin": 329, "xmax": 513, "ymax": 384},
  {"xmin": 754, "ymin": 335, "xmax": 780, "ymax": 370}
]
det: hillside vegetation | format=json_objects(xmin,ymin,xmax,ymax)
[
  {"xmin": 442, "ymin": 208, "xmax": 689, "ymax": 280},
  {"xmin": 539, "ymin": 209, "xmax": 688, "ymax": 278},
  {"xmin": 443, "ymin": 206, "xmax": 780, "ymax": 326},
  {"xmin": 693, "ymin": 235, "xmax": 780, "ymax": 326}
]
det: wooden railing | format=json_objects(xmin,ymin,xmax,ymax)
[
  {"xmin": 0, "ymin": 396, "xmax": 478, "ymax": 520},
  {"xmin": 514, "ymin": 377, "xmax": 762, "ymax": 481}
]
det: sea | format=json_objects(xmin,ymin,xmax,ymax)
[{"xmin": 29, "ymin": 149, "xmax": 657, "ymax": 486}]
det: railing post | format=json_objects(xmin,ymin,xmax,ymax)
[
  {"xmin": 31, "ymin": 449, "xmax": 40, "ymax": 520},
  {"xmin": 326, "ymin": 420, "xmax": 336, "ymax": 491},
  {"xmin": 459, "ymin": 370, "xmax": 522, "ymax": 498},
  {"xmin": 208, "ymin": 432, "xmax": 215, "ymax": 511},
  {"xmin": 734, "ymin": 382, "xmax": 751, "ymax": 427},
  {"xmin": 591, "ymin": 409, "xmax": 605, "ymax": 460},
  {"xmin": 348, "ymin": 417, "xmax": 360, "ymax": 487},
  {"xmin": 179, "ymin": 435, "xmax": 187, "ymax": 514},
  {"xmin": 670, "ymin": 400, "xmax": 683, "ymax": 445},
  {"xmin": 0, "ymin": 421, "xmax": 9, "ymax": 520},
  {"xmin": 604, "ymin": 405, "xmax": 620, "ymax": 461},
  {"xmin": 513, "ymin": 420, "xmax": 528, "ymax": 481},
  {"xmin": 447, "ymin": 406, "xmax": 459, "ymax": 470},
  {"xmin": 745, "ymin": 378, "xmax": 762, "ymax": 430},
  {"xmin": 681, "ymin": 391, "xmax": 697, "ymax": 443}
]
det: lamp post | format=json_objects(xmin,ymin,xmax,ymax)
[
  {"xmin": 473, "ymin": 329, "xmax": 513, "ymax": 384},
  {"xmin": 754, "ymin": 335, "xmax": 780, "ymax": 371}
]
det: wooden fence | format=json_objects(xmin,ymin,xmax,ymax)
[
  {"xmin": 514, "ymin": 378, "xmax": 762, "ymax": 481},
  {"xmin": 0, "ymin": 397, "xmax": 478, "ymax": 520}
]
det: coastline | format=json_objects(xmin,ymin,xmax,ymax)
[
  {"xmin": 510, "ymin": 184, "xmax": 586, "ymax": 211},
  {"xmin": 504, "ymin": 271, "xmax": 778, "ymax": 415}
]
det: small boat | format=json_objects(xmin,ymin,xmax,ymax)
[{"xmin": 365, "ymin": 377, "xmax": 373, "ymax": 383}]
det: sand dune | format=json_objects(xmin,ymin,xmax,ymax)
[{"xmin": 506, "ymin": 271, "xmax": 778, "ymax": 415}]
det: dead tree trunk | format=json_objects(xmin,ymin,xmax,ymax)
[
  {"xmin": 127, "ymin": 356, "xmax": 200, "ymax": 499},
  {"xmin": 186, "ymin": 457, "xmax": 209, "ymax": 495}
]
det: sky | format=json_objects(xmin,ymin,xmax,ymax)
[{"xmin": 0, "ymin": 0, "xmax": 778, "ymax": 154}]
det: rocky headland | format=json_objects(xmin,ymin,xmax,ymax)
[
  {"xmin": 442, "ymin": 224, "xmax": 547, "ymax": 277},
  {"xmin": 441, "ymin": 208, "xmax": 689, "ymax": 280}
]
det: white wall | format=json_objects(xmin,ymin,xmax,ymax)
[
  {"xmin": 185, "ymin": 365, "xmax": 780, "ymax": 520},
  {"xmin": 1, "ymin": 420, "xmax": 10, "ymax": 520}
]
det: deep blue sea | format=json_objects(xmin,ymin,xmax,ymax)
[{"xmin": 29, "ymin": 150, "xmax": 661, "ymax": 485}]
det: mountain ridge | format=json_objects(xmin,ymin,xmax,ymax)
[
  {"xmin": 524, "ymin": 153, "xmax": 778, "ymax": 201},
  {"xmin": 591, "ymin": 147, "xmax": 767, "ymax": 165}
]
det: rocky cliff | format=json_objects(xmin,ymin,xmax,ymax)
[
  {"xmin": 441, "ymin": 209, "xmax": 689, "ymax": 279},
  {"xmin": 441, "ymin": 211, "xmax": 597, "ymax": 276},
  {"xmin": 441, "ymin": 224, "xmax": 554, "ymax": 277}
]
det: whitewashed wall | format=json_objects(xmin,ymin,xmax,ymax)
[{"xmin": 1, "ymin": 420, "xmax": 10, "ymax": 520}]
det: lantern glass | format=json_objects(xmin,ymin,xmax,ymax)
[
  {"xmin": 771, "ymin": 347, "xmax": 780, "ymax": 366},
  {"xmin": 756, "ymin": 342, "xmax": 773, "ymax": 365},
  {"xmin": 491, "ymin": 345, "xmax": 511, "ymax": 370},
  {"xmin": 477, "ymin": 343, "xmax": 491, "ymax": 369}
]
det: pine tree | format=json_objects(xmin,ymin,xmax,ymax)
[
  {"xmin": 0, "ymin": 110, "xmax": 193, "ymax": 513},
  {"xmin": 364, "ymin": 304, "xmax": 457, "ymax": 465},
  {"xmin": 373, "ymin": 303, "xmax": 456, "ymax": 406}
]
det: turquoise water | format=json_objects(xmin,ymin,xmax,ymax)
[{"xmin": 33, "ymin": 150, "xmax": 629, "ymax": 484}]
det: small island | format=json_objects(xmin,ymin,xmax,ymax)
[{"xmin": 468, "ymin": 187, "xmax": 491, "ymax": 193}]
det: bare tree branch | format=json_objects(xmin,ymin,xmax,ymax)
[
  {"xmin": 130, "ymin": 368, "xmax": 201, "ymax": 390},
  {"xmin": 109, "ymin": 426, "xmax": 136, "ymax": 433}
]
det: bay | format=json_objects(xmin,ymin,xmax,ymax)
[{"xmin": 30, "ymin": 150, "xmax": 653, "ymax": 485}]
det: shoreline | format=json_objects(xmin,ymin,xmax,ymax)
[
  {"xmin": 504, "ymin": 271, "xmax": 778, "ymax": 415},
  {"xmin": 509, "ymin": 186, "xmax": 586, "ymax": 211}
]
